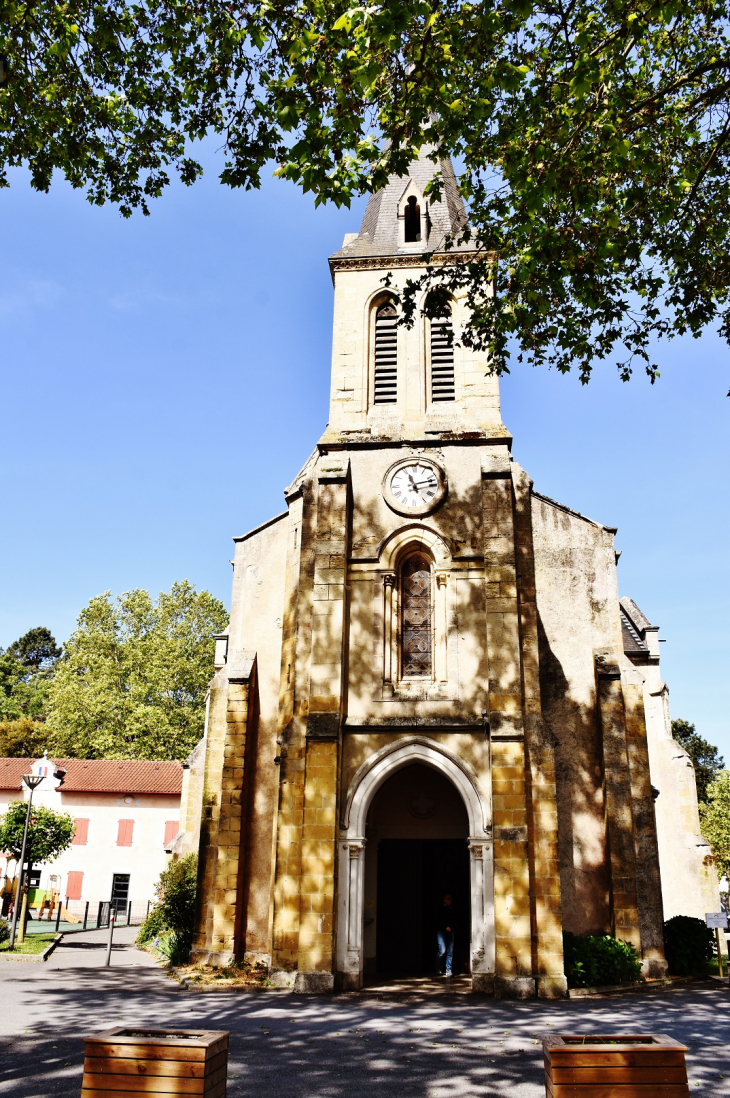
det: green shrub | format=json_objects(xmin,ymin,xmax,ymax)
[
  {"xmin": 136, "ymin": 905, "xmax": 167, "ymax": 946},
  {"xmin": 0, "ymin": 917, "xmax": 9, "ymax": 945},
  {"xmin": 154, "ymin": 930, "xmax": 191, "ymax": 966},
  {"xmin": 563, "ymin": 932, "xmax": 642, "ymax": 988},
  {"xmin": 663, "ymin": 915, "xmax": 714, "ymax": 976},
  {"xmin": 137, "ymin": 854, "xmax": 197, "ymax": 964}
]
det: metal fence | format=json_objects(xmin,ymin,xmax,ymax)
[{"xmin": 26, "ymin": 899, "xmax": 152, "ymax": 931}]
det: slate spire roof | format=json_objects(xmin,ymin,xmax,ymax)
[{"xmin": 330, "ymin": 147, "xmax": 470, "ymax": 260}]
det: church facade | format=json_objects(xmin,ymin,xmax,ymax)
[{"xmin": 181, "ymin": 153, "xmax": 718, "ymax": 997}]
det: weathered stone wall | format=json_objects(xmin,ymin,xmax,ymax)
[
  {"xmin": 532, "ymin": 495, "xmax": 619, "ymax": 937},
  {"xmin": 637, "ymin": 659, "xmax": 719, "ymax": 920},
  {"xmin": 531, "ymin": 494, "xmax": 667, "ymax": 974},
  {"xmin": 191, "ymin": 513, "xmax": 289, "ymax": 964},
  {"xmin": 323, "ymin": 265, "xmax": 504, "ymax": 443}
]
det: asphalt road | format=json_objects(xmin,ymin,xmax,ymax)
[{"xmin": 1, "ymin": 927, "xmax": 729, "ymax": 1097}]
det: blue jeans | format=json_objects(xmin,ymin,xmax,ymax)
[{"xmin": 436, "ymin": 930, "xmax": 454, "ymax": 976}]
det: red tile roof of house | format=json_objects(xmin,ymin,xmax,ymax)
[
  {"xmin": 0, "ymin": 757, "xmax": 182, "ymax": 794},
  {"xmin": 0, "ymin": 758, "xmax": 34, "ymax": 791}
]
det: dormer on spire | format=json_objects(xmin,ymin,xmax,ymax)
[
  {"xmin": 399, "ymin": 180, "xmax": 431, "ymax": 246},
  {"xmin": 329, "ymin": 148, "xmax": 468, "ymax": 263}
]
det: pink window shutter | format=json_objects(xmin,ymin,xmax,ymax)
[
  {"xmin": 117, "ymin": 819, "xmax": 134, "ymax": 846},
  {"xmin": 66, "ymin": 871, "xmax": 83, "ymax": 900},
  {"xmin": 72, "ymin": 818, "xmax": 89, "ymax": 845}
]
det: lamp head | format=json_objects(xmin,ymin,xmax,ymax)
[{"xmin": 22, "ymin": 773, "xmax": 44, "ymax": 791}]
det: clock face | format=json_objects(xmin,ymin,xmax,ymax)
[{"xmin": 384, "ymin": 459, "xmax": 446, "ymax": 515}]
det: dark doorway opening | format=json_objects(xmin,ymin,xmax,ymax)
[
  {"xmin": 376, "ymin": 838, "xmax": 470, "ymax": 976},
  {"xmin": 110, "ymin": 873, "xmax": 130, "ymax": 917}
]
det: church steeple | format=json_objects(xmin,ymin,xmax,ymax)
[{"xmin": 323, "ymin": 152, "xmax": 508, "ymax": 446}]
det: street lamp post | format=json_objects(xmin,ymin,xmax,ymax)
[{"xmin": 8, "ymin": 773, "xmax": 44, "ymax": 951}]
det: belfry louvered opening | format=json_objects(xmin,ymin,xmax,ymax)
[
  {"xmin": 373, "ymin": 301, "xmax": 398, "ymax": 404},
  {"xmin": 430, "ymin": 309, "xmax": 455, "ymax": 402}
]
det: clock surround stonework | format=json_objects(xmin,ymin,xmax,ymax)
[{"xmin": 178, "ymin": 150, "xmax": 719, "ymax": 996}]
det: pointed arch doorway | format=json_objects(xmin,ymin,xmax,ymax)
[{"xmin": 337, "ymin": 738, "xmax": 495, "ymax": 991}]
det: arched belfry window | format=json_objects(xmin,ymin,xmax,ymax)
[
  {"xmin": 373, "ymin": 301, "xmax": 398, "ymax": 404},
  {"xmin": 430, "ymin": 306, "xmax": 455, "ymax": 402},
  {"xmin": 401, "ymin": 554, "xmax": 432, "ymax": 677},
  {"xmin": 404, "ymin": 195, "xmax": 421, "ymax": 242}
]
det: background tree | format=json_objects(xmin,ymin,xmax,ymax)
[
  {"xmin": 672, "ymin": 719, "xmax": 724, "ymax": 804},
  {"xmin": 0, "ymin": 718, "xmax": 49, "ymax": 758},
  {"xmin": 0, "ymin": 627, "xmax": 62, "ymax": 724},
  {"xmin": 46, "ymin": 581, "xmax": 228, "ymax": 761},
  {"xmin": 699, "ymin": 771, "xmax": 730, "ymax": 883},
  {"xmin": 6, "ymin": 627, "xmax": 62, "ymax": 672},
  {"xmin": 2, "ymin": 0, "xmax": 730, "ymax": 384}
]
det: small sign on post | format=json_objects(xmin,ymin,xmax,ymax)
[{"xmin": 706, "ymin": 912, "xmax": 728, "ymax": 978}]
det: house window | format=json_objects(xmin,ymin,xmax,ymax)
[
  {"xmin": 66, "ymin": 871, "xmax": 83, "ymax": 901},
  {"xmin": 401, "ymin": 553, "xmax": 432, "ymax": 677},
  {"xmin": 373, "ymin": 302, "xmax": 398, "ymax": 404},
  {"xmin": 404, "ymin": 195, "xmax": 421, "ymax": 242},
  {"xmin": 164, "ymin": 820, "xmax": 179, "ymax": 847},
  {"xmin": 72, "ymin": 818, "xmax": 89, "ymax": 845},
  {"xmin": 117, "ymin": 819, "xmax": 134, "ymax": 846},
  {"xmin": 431, "ymin": 308, "xmax": 455, "ymax": 402}
]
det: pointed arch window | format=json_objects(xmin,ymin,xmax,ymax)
[
  {"xmin": 401, "ymin": 554, "xmax": 432, "ymax": 677},
  {"xmin": 373, "ymin": 301, "xmax": 398, "ymax": 404},
  {"xmin": 430, "ymin": 307, "xmax": 455, "ymax": 402}
]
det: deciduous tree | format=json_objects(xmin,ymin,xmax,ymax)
[
  {"xmin": 2, "ymin": 0, "xmax": 730, "ymax": 382},
  {"xmin": 0, "ymin": 718, "xmax": 49, "ymax": 759},
  {"xmin": 699, "ymin": 770, "xmax": 730, "ymax": 882},
  {"xmin": 0, "ymin": 801, "xmax": 75, "ymax": 866},
  {"xmin": 46, "ymin": 581, "xmax": 228, "ymax": 760}
]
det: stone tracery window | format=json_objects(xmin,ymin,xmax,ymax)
[{"xmin": 401, "ymin": 553, "xmax": 432, "ymax": 677}]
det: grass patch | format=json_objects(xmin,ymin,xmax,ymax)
[
  {"xmin": 707, "ymin": 955, "xmax": 729, "ymax": 976},
  {"xmin": 0, "ymin": 932, "xmax": 56, "ymax": 955}
]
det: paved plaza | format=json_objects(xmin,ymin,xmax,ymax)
[{"xmin": 1, "ymin": 928, "xmax": 729, "ymax": 1097}]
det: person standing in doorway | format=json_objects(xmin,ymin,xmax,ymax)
[{"xmin": 435, "ymin": 893, "xmax": 455, "ymax": 977}]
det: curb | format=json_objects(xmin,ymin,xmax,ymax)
[
  {"xmin": 0, "ymin": 933, "xmax": 63, "ymax": 963},
  {"xmin": 568, "ymin": 975, "xmax": 706, "ymax": 998},
  {"xmin": 42, "ymin": 933, "xmax": 63, "ymax": 961}
]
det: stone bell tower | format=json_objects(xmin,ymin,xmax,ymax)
[{"xmin": 186, "ymin": 147, "xmax": 683, "ymax": 996}]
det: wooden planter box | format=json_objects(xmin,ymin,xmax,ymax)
[
  {"xmin": 543, "ymin": 1033, "xmax": 689, "ymax": 1097},
  {"xmin": 82, "ymin": 1027, "xmax": 229, "ymax": 1098}
]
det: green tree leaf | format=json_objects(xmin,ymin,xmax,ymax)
[
  {"xmin": 45, "ymin": 581, "xmax": 228, "ymax": 760},
  {"xmin": 699, "ymin": 770, "xmax": 730, "ymax": 883},
  {"xmin": 1, "ymin": 0, "xmax": 730, "ymax": 380},
  {"xmin": 0, "ymin": 801, "xmax": 75, "ymax": 865}
]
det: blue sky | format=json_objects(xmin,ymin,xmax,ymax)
[{"xmin": 1, "ymin": 151, "xmax": 728, "ymax": 758}]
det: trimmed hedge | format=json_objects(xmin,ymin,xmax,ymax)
[
  {"xmin": 563, "ymin": 932, "xmax": 642, "ymax": 988},
  {"xmin": 0, "ymin": 917, "xmax": 9, "ymax": 945},
  {"xmin": 663, "ymin": 915, "xmax": 714, "ymax": 976}
]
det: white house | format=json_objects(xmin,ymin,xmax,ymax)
[{"xmin": 0, "ymin": 754, "xmax": 182, "ymax": 921}]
